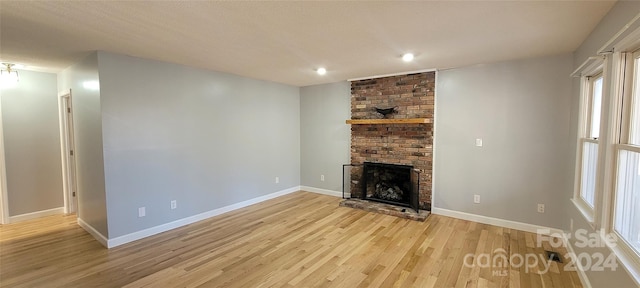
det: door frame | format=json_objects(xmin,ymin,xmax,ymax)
[
  {"xmin": 58, "ymin": 89, "xmax": 78, "ymax": 214},
  {"xmin": 0, "ymin": 97, "xmax": 9, "ymax": 224}
]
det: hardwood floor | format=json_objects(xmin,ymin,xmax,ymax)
[{"xmin": 0, "ymin": 192, "xmax": 582, "ymax": 287}]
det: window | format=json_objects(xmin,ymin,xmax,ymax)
[
  {"xmin": 613, "ymin": 51, "xmax": 640, "ymax": 257},
  {"xmin": 580, "ymin": 141, "xmax": 598, "ymax": 208},
  {"xmin": 576, "ymin": 72, "xmax": 604, "ymax": 213},
  {"xmin": 590, "ymin": 76, "xmax": 604, "ymax": 139},
  {"xmin": 580, "ymin": 17, "xmax": 640, "ymax": 283},
  {"xmin": 614, "ymin": 150, "xmax": 640, "ymax": 253}
]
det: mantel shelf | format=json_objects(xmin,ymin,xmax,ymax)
[{"xmin": 346, "ymin": 118, "xmax": 432, "ymax": 125}]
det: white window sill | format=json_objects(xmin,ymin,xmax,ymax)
[
  {"xmin": 606, "ymin": 235, "xmax": 640, "ymax": 287},
  {"xmin": 571, "ymin": 197, "xmax": 595, "ymax": 229}
]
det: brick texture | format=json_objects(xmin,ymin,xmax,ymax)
[{"xmin": 349, "ymin": 72, "xmax": 435, "ymax": 210}]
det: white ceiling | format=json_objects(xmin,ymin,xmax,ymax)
[{"xmin": 0, "ymin": 1, "xmax": 615, "ymax": 87}]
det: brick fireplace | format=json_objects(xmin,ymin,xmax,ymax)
[{"xmin": 348, "ymin": 72, "xmax": 435, "ymax": 210}]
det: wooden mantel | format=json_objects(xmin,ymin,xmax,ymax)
[{"xmin": 345, "ymin": 118, "xmax": 432, "ymax": 125}]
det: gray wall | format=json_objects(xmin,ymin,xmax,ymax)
[
  {"xmin": 434, "ymin": 53, "xmax": 574, "ymax": 229},
  {"xmin": 58, "ymin": 52, "xmax": 109, "ymax": 237},
  {"xmin": 1, "ymin": 70, "xmax": 63, "ymax": 216},
  {"xmin": 567, "ymin": 2, "xmax": 640, "ymax": 287},
  {"xmin": 300, "ymin": 82, "xmax": 350, "ymax": 192},
  {"xmin": 97, "ymin": 51, "xmax": 300, "ymax": 238}
]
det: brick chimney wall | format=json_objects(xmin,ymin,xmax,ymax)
[{"xmin": 350, "ymin": 72, "xmax": 435, "ymax": 210}]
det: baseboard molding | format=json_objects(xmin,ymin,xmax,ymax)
[
  {"xmin": 8, "ymin": 207, "xmax": 64, "ymax": 223},
  {"xmin": 563, "ymin": 234, "xmax": 592, "ymax": 288},
  {"xmin": 431, "ymin": 207, "xmax": 564, "ymax": 236},
  {"xmin": 106, "ymin": 186, "xmax": 301, "ymax": 248},
  {"xmin": 77, "ymin": 217, "xmax": 109, "ymax": 248},
  {"xmin": 300, "ymin": 186, "xmax": 343, "ymax": 198}
]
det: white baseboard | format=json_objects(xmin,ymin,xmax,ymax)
[
  {"xmin": 431, "ymin": 207, "xmax": 564, "ymax": 236},
  {"xmin": 300, "ymin": 186, "xmax": 343, "ymax": 198},
  {"xmin": 77, "ymin": 217, "xmax": 109, "ymax": 248},
  {"xmin": 8, "ymin": 207, "xmax": 64, "ymax": 223},
  {"xmin": 105, "ymin": 186, "xmax": 301, "ymax": 248},
  {"xmin": 563, "ymin": 234, "xmax": 592, "ymax": 288}
]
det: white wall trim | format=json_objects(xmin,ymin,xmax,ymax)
[
  {"xmin": 348, "ymin": 68, "xmax": 437, "ymax": 82},
  {"xmin": 8, "ymin": 207, "xmax": 64, "ymax": 223},
  {"xmin": 431, "ymin": 207, "xmax": 564, "ymax": 235},
  {"xmin": 432, "ymin": 70, "xmax": 439, "ymax": 210},
  {"xmin": 300, "ymin": 186, "xmax": 342, "ymax": 198},
  {"xmin": 0, "ymin": 97, "xmax": 8, "ymax": 224},
  {"xmin": 77, "ymin": 217, "xmax": 108, "ymax": 247},
  {"xmin": 105, "ymin": 186, "xmax": 301, "ymax": 248},
  {"xmin": 57, "ymin": 89, "xmax": 73, "ymax": 214},
  {"xmin": 571, "ymin": 56, "xmax": 605, "ymax": 78},
  {"xmin": 563, "ymin": 234, "xmax": 593, "ymax": 288}
]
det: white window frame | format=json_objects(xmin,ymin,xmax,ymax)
[
  {"xmin": 572, "ymin": 60, "xmax": 604, "ymax": 225},
  {"xmin": 609, "ymin": 50, "xmax": 640, "ymax": 282}
]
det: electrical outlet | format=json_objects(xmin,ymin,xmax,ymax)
[
  {"xmin": 538, "ymin": 204, "xmax": 545, "ymax": 213},
  {"xmin": 475, "ymin": 138, "xmax": 483, "ymax": 147},
  {"xmin": 275, "ymin": 177, "xmax": 279, "ymax": 184},
  {"xmin": 171, "ymin": 200, "xmax": 177, "ymax": 210},
  {"xmin": 321, "ymin": 175, "xmax": 325, "ymax": 181},
  {"xmin": 473, "ymin": 194, "xmax": 480, "ymax": 204},
  {"xmin": 138, "ymin": 207, "xmax": 146, "ymax": 217}
]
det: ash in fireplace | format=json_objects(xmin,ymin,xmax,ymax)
[{"xmin": 374, "ymin": 182, "xmax": 404, "ymax": 201}]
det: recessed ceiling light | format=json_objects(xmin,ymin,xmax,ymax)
[
  {"xmin": 402, "ymin": 53, "xmax": 414, "ymax": 62},
  {"xmin": 317, "ymin": 67, "xmax": 327, "ymax": 75}
]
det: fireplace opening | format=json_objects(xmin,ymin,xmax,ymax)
[{"xmin": 362, "ymin": 162, "xmax": 419, "ymax": 212}]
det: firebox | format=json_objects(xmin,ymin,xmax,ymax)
[{"xmin": 362, "ymin": 162, "xmax": 420, "ymax": 213}]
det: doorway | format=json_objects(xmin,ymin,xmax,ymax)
[{"xmin": 59, "ymin": 90, "xmax": 78, "ymax": 214}]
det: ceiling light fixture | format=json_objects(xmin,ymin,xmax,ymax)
[
  {"xmin": 0, "ymin": 63, "xmax": 19, "ymax": 84},
  {"xmin": 317, "ymin": 67, "xmax": 327, "ymax": 75},
  {"xmin": 402, "ymin": 53, "xmax": 414, "ymax": 62}
]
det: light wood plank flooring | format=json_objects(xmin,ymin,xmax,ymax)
[{"xmin": 0, "ymin": 192, "xmax": 582, "ymax": 287}]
